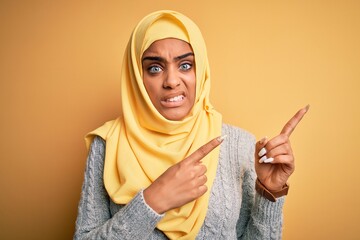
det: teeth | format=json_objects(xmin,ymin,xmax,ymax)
[{"xmin": 167, "ymin": 95, "xmax": 184, "ymax": 102}]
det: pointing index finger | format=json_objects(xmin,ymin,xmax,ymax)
[
  {"xmin": 281, "ymin": 105, "xmax": 310, "ymax": 137},
  {"xmin": 187, "ymin": 135, "xmax": 226, "ymax": 164}
]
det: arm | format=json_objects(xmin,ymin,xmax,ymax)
[
  {"xmin": 74, "ymin": 137, "xmax": 164, "ymax": 240},
  {"xmin": 238, "ymin": 106, "xmax": 309, "ymax": 239},
  {"xmin": 236, "ymin": 134, "xmax": 284, "ymax": 240}
]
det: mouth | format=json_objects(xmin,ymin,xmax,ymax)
[
  {"xmin": 165, "ymin": 95, "xmax": 185, "ymax": 102},
  {"xmin": 161, "ymin": 93, "xmax": 186, "ymax": 107}
]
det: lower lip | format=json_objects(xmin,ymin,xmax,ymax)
[{"xmin": 161, "ymin": 97, "xmax": 186, "ymax": 108}]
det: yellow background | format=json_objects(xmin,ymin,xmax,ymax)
[{"xmin": 1, "ymin": 1, "xmax": 359, "ymax": 239}]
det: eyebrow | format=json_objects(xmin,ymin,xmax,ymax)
[
  {"xmin": 174, "ymin": 52, "xmax": 194, "ymax": 60},
  {"xmin": 142, "ymin": 52, "xmax": 194, "ymax": 63}
]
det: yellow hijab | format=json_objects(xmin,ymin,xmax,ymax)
[{"xmin": 85, "ymin": 10, "xmax": 222, "ymax": 239}]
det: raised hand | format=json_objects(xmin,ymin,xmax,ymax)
[
  {"xmin": 255, "ymin": 105, "xmax": 309, "ymax": 192},
  {"xmin": 143, "ymin": 136, "xmax": 225, "ymax": 214}
]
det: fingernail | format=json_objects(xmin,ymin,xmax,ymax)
[
  {"xmin": 259, "ymin": 155, "xmax": 267, "ymax": 163},
  {"xmin": 305, "ymin": 104, "xmax": 310, "ymax": 112},
  {"xmin": 259, "ymin": 136, "xmax": 267, "ymax": 145},
  {"xmin": 258, "ymin": 147, "xmax": 267, "ymax": 157},
  {"xmin": 264, "ymin": 157, "xmax": 274, "ymax": 163},
  {"xmin": 217, "ymin": 134, "xmax": 227, "ymax": 142}
]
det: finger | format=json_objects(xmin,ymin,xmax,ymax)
[
  {"xmin": 197, "ymin": 185, "xmax": 208, "ymax": 196},
  {"xmin": 194, "ymin": 164, "xmax": 207, "ymax": 176},
  {"xmin": 264, "ymin": 155, "xmax": 295, "ymax": 173},
  {"xmin": 256, "ymin": 137, "xmax": 269, "ymax": 157},
  {"xmin": 258, "ymin": 136, "xmax": 292, "ymax": 163},
  {"xmin": 264, "ymin": 134, "xmax": 289, "ymax": 152},
  {"xmin": 281, "ymin": 105, "xmax": 310, "ymax": 137},
  {"xmin": 257, "ymin": 134, "xmax": 287, "ymax": 159},
  {"xmin": 186, "ymin": 135, "xmax": 226, "ymax": 164},
  {"xmin": 197, "ymin": 174, "xmax": 207, "ymax": 186},
  {"xmin": 263, "ymin": 154, "xmax": 293, "ymax": 163},
  {"xmin": 186, "ymin": 164, "xmax": 207, "ymax": 179},
  {"xmin": 266, "ymin": 142, "xmax": 292, "ymax": 159}
]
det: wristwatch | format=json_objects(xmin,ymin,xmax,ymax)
[{"xmin": 255, "ymin": 178, "xmax": 289, "ymax": 202}]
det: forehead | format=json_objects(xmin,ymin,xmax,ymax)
[{"xmin": 142, "ymin": 38, "xmax": 193, "ymax": 57}]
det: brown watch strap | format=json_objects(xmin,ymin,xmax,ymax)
[{"xmin": 255, "ymin": 178, "xmax": 289, "ymax": 202}]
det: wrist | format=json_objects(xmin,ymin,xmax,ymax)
[
  {"xmin": 255, "ymin": 178, "xmax": 289, "ymax": 202},
  {"xmin": 143, "ymin": 187, "xmax": 167, "ymax": 214}
]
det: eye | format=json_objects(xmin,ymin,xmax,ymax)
[
  {"xmin": 179, "ymin": 63, "xmax": 192, "ymax": 71},
  {"xmin": 147, "ymin": 65, "xmax": 163, "ymax": 74}
]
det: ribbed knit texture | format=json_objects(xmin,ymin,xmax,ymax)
[{"xmin": 74, "ymin": 124, "xmax": 285, "ymax": 239}]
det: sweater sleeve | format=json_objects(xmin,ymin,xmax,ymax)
[
  {"xmin": 236, "ymin": 132, "xmax": 284, "ymax": 240},
  {"xmin": 74, "ymin": 137, "xmax": 164, "ymax": 240}
]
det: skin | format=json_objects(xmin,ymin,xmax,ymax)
[
  {"xmin": 142, "ymin": 38, "xmax": 196, "ymax": 121},
  {"xmin": 142, "ymin": 38, "xmax": 309, "ymax": 214},
  {"xmin": 144, "ymin": 137, "xmax": 223, "ymax": 214},
  {"xmin": 255, "ymin": 105, "xmax": 309, "ymax": 191}
]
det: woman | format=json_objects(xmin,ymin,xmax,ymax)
[{"xmin": 74, "ymin": 10, "xmax": 308, "ymax": 239}]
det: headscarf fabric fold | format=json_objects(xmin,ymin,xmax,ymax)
[{"xmin": 85, "ymin": 10, "xmax": 222, "ymax": 239}]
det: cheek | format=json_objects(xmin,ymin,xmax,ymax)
[
  {"xmin": 143, "ymin": 77, "xmax": 166, "ymax": 112},
  {"xmin": 143, "ymin": 80, "xmax": 157, "ymax": 104},
  {"xmin": 187, "ymin": 73, "xmax": 196, "ymax": 101}
]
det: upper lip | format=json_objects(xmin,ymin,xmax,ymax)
[{"xmin": 161, "ymin": 91, "xmax": 186, "ymax": 101}]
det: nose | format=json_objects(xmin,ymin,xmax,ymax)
[{"xmin": 163, "ymin": 67, "xmax": 180, "ymax": 89}]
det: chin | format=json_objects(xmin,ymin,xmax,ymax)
[{"xmin": 161, "ymin": 109, "xmax": 190, "ymax": 121}]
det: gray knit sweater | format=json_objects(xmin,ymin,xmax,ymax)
[{"xmin": 74, "ymin": 124, "xmax": 285, "ymax": 239}]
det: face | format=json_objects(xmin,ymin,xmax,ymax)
[{"xmin": 142, "ymin": 38, "xmax": 196, "ymax": 121}]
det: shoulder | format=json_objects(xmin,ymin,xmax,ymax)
[
  {"xmin": 90, "ymin": 136, "xmax": 106, "ymax": 153},
  {"xmin": 93, "ymin": 135, "xmax": 106, "ymax": 146},
  {"xmin": 86, "ymin": 136, "xmax": 106, "ymax": 169}
]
